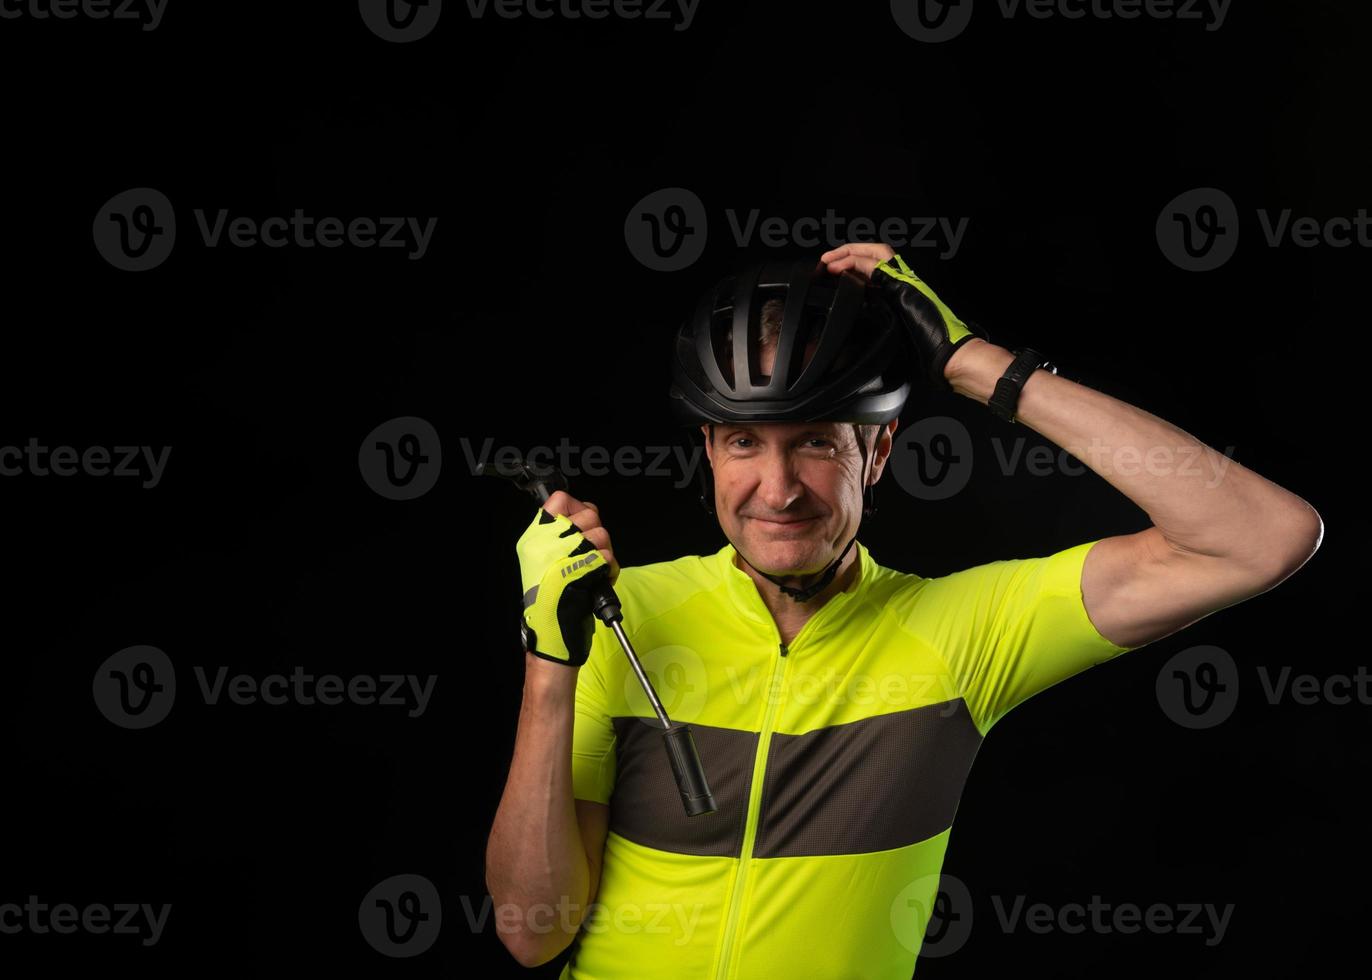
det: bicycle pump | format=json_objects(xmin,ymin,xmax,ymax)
[{"xmin": 479, "ymin": 456, "xmax": 718, "ymax": 817}]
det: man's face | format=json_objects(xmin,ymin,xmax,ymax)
[{"xmin": 701, "ymin": 419, "xmax": 895, "ymax": 577}]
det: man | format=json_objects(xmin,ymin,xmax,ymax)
[{"xmin": 485, "ymin": 241, "xmax": 1321, "ymax": 978}]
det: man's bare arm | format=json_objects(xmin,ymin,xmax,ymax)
[
  {"xmin": 486, "ymin": 655, "xmax": 595, "ymax": 968},
  {"xmin": 946, "ymin": 338, "xmax": 1322, "ymax": 648}
]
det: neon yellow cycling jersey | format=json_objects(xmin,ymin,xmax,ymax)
[{"xmin": 560, "ymin": 537, "xmax": 1141, "ymax": 980}]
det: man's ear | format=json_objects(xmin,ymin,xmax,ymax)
[
  {"xmin": 700, "ymin": 423, "xmax": 713, "ymax": 463},
  {"xmin": 871, "ymin": 420, "xmax": 899, "ymax": 476}
]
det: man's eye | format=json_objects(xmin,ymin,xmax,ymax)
[{"xmin": 728, "ymin": 437, "xmax": 832, "ymax": 449}]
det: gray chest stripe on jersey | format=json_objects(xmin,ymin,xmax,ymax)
[
  {"xmin": 753, "ymin": 699, "xmax": 984, "ymax": 857},
  {"xmin": 606, "ymin": 699, "xmax": 982, "ymax": 858},
  {"xmin": 608, "ymin": 719, "xmax": 759, "ymax": 856}
]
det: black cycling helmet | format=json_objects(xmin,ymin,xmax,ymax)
[
  {"xmin": 668, "ymin": 259, "xmax": 911, "ymax": 427},
  {"xmin": 667, "ymin": 259, "xmax": 913, "ymax": 603}
]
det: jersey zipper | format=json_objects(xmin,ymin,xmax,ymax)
[
  {"xmin": 713, "ymin": 638, "xmax": 789, "ymax": 980},
  {"xmin": 711, "ymin": 557, "xmax": 861, "ymax": 979}
]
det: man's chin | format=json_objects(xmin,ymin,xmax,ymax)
[{"xmin": 737, "ymin": 529, "xmax": 830, "ymax": 577}]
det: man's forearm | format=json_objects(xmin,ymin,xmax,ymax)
[
  {"xmin": 485, "ymin": 655, "xmax": 591, "ymax": 966},
  {"xmin": 944, "ymin": 338, "xmax": 1322, "ymax": 575}
]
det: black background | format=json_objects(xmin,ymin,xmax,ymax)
[{"xmin": 1, "ymin": 0, "xmax": 1364, "ymax": 976}]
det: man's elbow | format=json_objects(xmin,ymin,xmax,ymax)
[
  {"xmin": 500, "ymin": 936, "xmax": 539, "ymax": 969},
  {"xmin": 498, "ymin": 923, "xmax": 578, "ymax": 969},
  {"xmin": 1271, "ymin": 503, "xmax": 1324, "ymax": 580}
]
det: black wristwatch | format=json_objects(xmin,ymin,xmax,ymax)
[{"xmin": 988, "ymin": 348, "xmax": 1057, "ymax": 423}]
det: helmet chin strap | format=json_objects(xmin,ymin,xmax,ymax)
[{"xmin": 730, "ymin": 425, "xmax": 875, "ymax": 603}]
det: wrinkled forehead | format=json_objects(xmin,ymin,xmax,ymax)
[{"xmin": 708, "ymin": 420, "xmax": 854, "ymax": 442}]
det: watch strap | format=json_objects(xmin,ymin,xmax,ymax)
[{"xmin": 989, "ymin": 347, "xmax": 1056, "ymax": 423}]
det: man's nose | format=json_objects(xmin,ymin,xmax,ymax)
[{"xmin": 753, "ymin": 450, "xmax": 804, "ymax": 511}]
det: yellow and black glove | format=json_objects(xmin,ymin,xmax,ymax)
[
  {"xmin": 515, "ymin": 507, "xmax": 612, "ymax": 668},
  {"xmin": 872, "ymin": 253, "xmax": 988, "ymax": 392}
]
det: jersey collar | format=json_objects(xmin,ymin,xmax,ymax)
[{"xmin": 715, "ymin": 537, "xmax": 872, "ymax": 643}]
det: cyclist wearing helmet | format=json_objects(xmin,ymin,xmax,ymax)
[{"xmin": 487, "ymin": 241, "xmax": 1321, "ymax": 978}]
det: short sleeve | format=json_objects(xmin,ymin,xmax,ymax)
[
  {"xmin": 920, "ymin": 540, "xmax": 1139, "ymax": 735},
  {"xmin": 570, "ymin": 623, "xmax": 618, "ymax": 804}
]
